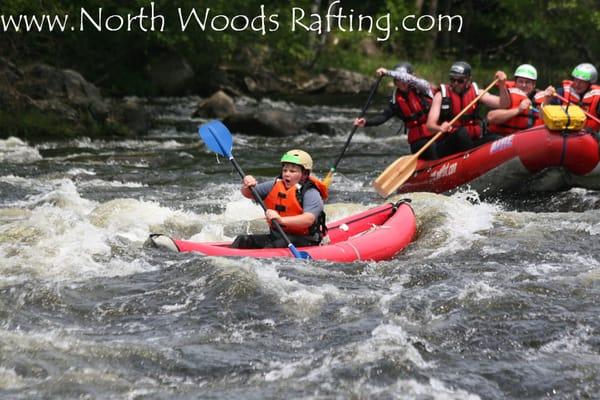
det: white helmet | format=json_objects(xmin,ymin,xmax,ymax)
[
  {"xmin": 514, "ymin": 64, "xmax": 537, "ymax": 80},
  {"xmin": 571, "ymin": 63, "xmax": 597, "ymax": 83}
]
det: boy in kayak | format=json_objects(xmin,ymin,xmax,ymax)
[
  {"xmin": 487, "ymin": 64, "xmax": 544, "ymax": 136},
  {"xmin": 543, "ymin": 63, "xmax": 600, "ymax": 133},
  {"xmin": 230, "ymin": 149, "xmax": 328, "ymax": 249},
  {"xmin": 426, "ymin": 61, "xmax": 509, "ymax": 158},
  {"xmin": 353, "ymin": 62, "xmax": 438, "ymax": 160}
]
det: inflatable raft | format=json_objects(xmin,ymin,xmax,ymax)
[
  {"xmin": 396, "ymin": 126, "xmax": 600, "ymax": 194},
  {"xmin": 148, "ymin": 201, "xmax": 416, "ymax": 262}
]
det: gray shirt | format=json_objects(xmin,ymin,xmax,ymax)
[{"xmin": 254, "ymin": 179, "xmax": 324, "ymax": 218}]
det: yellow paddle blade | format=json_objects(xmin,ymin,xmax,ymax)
[
  {"xmin": 322, "ymin": 170, "xmax": 334, "ymax": 189},
  {"xmin": 371, "ymin": 78, "xmax": 501, "ymax": 198},
  {"xmin": 372, "ymin": 154, "xmax": 418, "ymax": 197}
]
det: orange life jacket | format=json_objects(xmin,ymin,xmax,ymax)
[
  {"xmin": 559, "ymin": 80, "xmax": 583, "ymax": 104},
  {"xmin": 558, "ymin": 80, "xmax": 600, "ymax": 132},
  {"xmin": 263, "ymin": 176, "xmax": 328, "ymax": 236},
  {"xmin": 439, "ymin": 83, "xmax": 482, "ymax": 139},
  {"xmin": 393, "ymin": 88, "xmax": 432, "ymax": 144},
  {"xmin": 488, "ymin": 81, "xmax": 543, "ymax": 135}
]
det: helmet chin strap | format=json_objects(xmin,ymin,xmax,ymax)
[{"xmin": 302, "ymin": 169, "xmax": 311, "ymax": 181}]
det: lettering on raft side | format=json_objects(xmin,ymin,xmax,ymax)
[
  {"xmin": 489, "ymin": 135, "xmax": 514, "ymax": 154},
  {"xmin": 430, "ymin": 162, "xmax": 458, "ymax": 180}
]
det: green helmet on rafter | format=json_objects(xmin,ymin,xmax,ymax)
[
  {"xmin": 514, "ymin": 64, "xmax": 538, "ymax": 80},
  {"xmin": 571, "ymin": 63, "xmax": 597, "ymax": 83},
  {"xmin": 280, "ymin": 149, "xmax": 313, "ymax": 171}
]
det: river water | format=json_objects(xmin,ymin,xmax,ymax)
[{"xmin": 0, "ymin": 95, "xmax": 598, "ymax": 399}]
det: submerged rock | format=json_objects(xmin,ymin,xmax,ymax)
[
  {"xmin": 193, "ymin": 90, "xmax": 236, "ymax": 119},
  {"xmin": 224, "ymin": 110, "xmax": 300, "ymax": 137}
]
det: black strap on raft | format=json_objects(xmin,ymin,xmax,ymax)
[
  {"xmin": 297, "ymin": 180, "xmax": 328, "ymax": 236},
  {"xmin": 558, "ymin": 104, "xmax": 572, "ymax": 166},
  {"xmin": 313, "ymin": 210, "xmax": 328, "ymax": 236},
  {"xmin": 563, "ymin": 104, "xmax": 572, "ymax": 131},
  {"xmin": 326, "ymin": 199, "xmax": 412, "ymax": 230},
  {"xmin": 392, "ymin": 198, "xmax": 411, "ymax": 213}
]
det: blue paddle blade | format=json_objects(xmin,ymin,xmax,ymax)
[
  {"xmin": 288, "ymin": 244, "xmax": 312, "ymax": 260},
  {"xmin": 198, "ymin": 120, "xmax": 233, "ymax": 158}
]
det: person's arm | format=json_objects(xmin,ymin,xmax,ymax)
[
  {"xmin": 542, "ymin": 86, "xmax": 560, "ymax": 105},
  {"xmin": 241, "ymin": 177, "xmax": 272, "ymax": 199},
  {"xmin": 426, "ymin": 91, "xmax": 452, "ymax": 133},
  {"xmin": 354, "ymin": 102, "xmax": 396, "ymax": 127},
  {"xmin": 265, "ymin": 188, "xmax": 322, "ymax": 229},
  {"xmin": 481, "ymin": 71, "xmax": 509, "ymax": 109},
  {"xmin": 496, "ymin": 71, "xmax": 510, "ymax": 109},
  {"xmin": 386, "ymin": 70, "xmax": 433, "ymax": 97},
  {"xmin": 240, "ymin": 175, "xmax": 256, "ymax": 199},
  {"xmin": 481, "ymin": 92, "xmax": 502, "ymax": 109},
  {"xmin": 266, "ymin": 210, "xmax": 316, "ymax": 229},
  {"xmin": 487, "ymin": 98, "xmax": 531, "ymax": 125}
]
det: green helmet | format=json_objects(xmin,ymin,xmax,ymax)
[
  {"xmin": 280, "ymin": 149, "xmax": 313, "ymax": 170},
  {"xmin": 571, "ymin": 63, "xmax": 597, "ymax": 83},
  {"xmin": 514, "ymin": 64, "xmax": 537, "ymax": 80}
]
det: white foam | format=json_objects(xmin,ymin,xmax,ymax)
[
  {"xmin": 89, "ymin": 198, "xmax": 197, "ymax": 242},
  {"xmin": 0, "ymin": 181, "xmax": 205, "ymax": 281},
  {"xmin": 456, "ymin": 281, "xmax": 503, "ymax": 301},
  {"xmin": 77, "ymin": 179, "xmax": 147, "ymax": 189},
  {"xmin": 538, "ymin": 325, "xmax": 593, "ymax": 355},
  {"xmin": 188, "ymin": 224, "xmax": 230, "ymax": 242},
  {"xmin": 222, "ymin": 197, "xmax": 264, "ymax": 222},
  {"xmin": 160, "ymin": 296, "xmax": 197, "ymax": 314},
  {"xmin": 258, "ymin": 98, "xmax": 293, "ymax": 111},
  {"xmin": 314, "ymin": 115, "xmax": 352, "ymax": 123},
  {"xmin": 37, "ymin": 138, "xmax": 185, "ymax": 151},
  {"xmin": 410, "ymin": 190, "xmax": 501, "ymax": 258},
  {"xmin": 18, "ymin": 179, "xmax": 96, "ymax": 214},
  {"xmin": 524, "ymin": 262, "xmax": 561, "ymax": 277},
  {"xmin": 0, "ymin": 366, "xmax": 27, "ymax": 390},
  {"xmin": 66, "ymin": 168, "xmax": 96, "ymax": 176},
  {"xmin": 339, "ymin": 131, "xmax": 404, "ymax": 144},
  {"xmin": 367, "ymin": 377, "xmax": 482, "ymax": 400},
  {"xmin": 254, "ymin": 263, "xmax": 344, "ymax": 318},
  {"xmin": 378, "ymin": 281, "xmax": 409, "ymax": 315},
  {"xmin": 208, "ymin": 257, "xmax": 346, "ymax": 318},
  {"xmin": 356, "ymin": 324, "xmax": 430, "ymax": 368},
  {"xmin": 296, "ymin": 323, "xmax": 431, "ymax": 385},
  {"xmin": 0, "ymin": 137, "xmax": 42, "ymax": 163},
  {"xmin": 264, "ymin": 359, "xmax": 305, "ymax": 381},
  {"xmin": 585, "ymin": 223, "xmax": 600, "ymax": 235},
  {"xmin": 1, "ymin": 175, "xmax": 53, "ymax": 193}
]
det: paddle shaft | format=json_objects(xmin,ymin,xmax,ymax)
[
  {"xmin": 553, "ymin": 92, "xmax": 600, "ymax": 125},
  {"xmin": 372, "ymin": 78, "xmax": 500, "ymax": 198},
  {"xmin": 324, "ymin": 75, "xmax": 383, "ymax": 185},
  {"xmin": 228, "ymin": 156, "xmax": 300, "ymax": 254},
  {"xmin": 414, "ymin": 78, "xmax": 500, "ymax": 158}
]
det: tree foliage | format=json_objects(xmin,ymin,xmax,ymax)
[{"xmin": 1, "ymin": 0, "xmax": 597, "ymax": 94}]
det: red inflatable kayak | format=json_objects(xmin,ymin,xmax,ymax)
[
  {"xmin": 148, "ymin": 201, "xmax": 416, "ymax": 262},
  {"xmin": 396, "ymin": 126, "xmax": 600, "ymax": 194}
]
